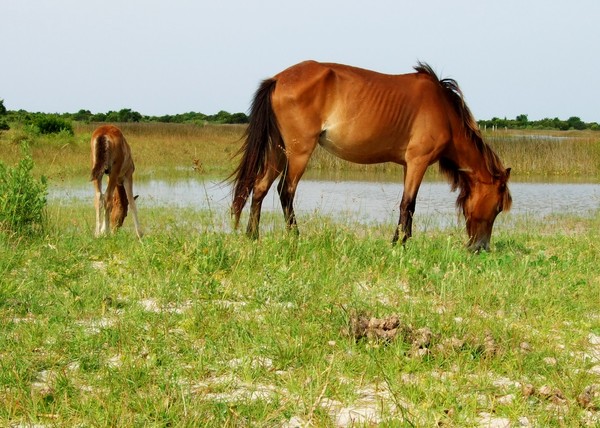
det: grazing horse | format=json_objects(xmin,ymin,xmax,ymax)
[
  {"xmin": 90, "ymin": 125, "xmax": 142, "ymax": 238},
  {"xmin": 231, "ymin": 61, "xmax": 511, "ymax": 251}
]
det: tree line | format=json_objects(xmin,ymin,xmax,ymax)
[
  {"xmin": 0, "ymin": 100, "xmax": 249, "ymax": 133},
  {"xmin": 478, "ymin": 114, "xmax": 599, "ymax": 131}
]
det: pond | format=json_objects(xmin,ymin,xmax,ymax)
[{"xmin": 49, "ymin": 178, "xmax": 600, "ymax": 230}]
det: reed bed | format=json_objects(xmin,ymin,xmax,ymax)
[
  {"xmin": 0, "ymin": 123, "xmax": 598, "ymax": 182},
  {"xmin": 484, "ymin": 129, "xmax": 600, "ymax": 180},
  {"xmin": 308, "ymin": 129, "xmax": 600, "ymax": 181},
  {"xmin": 73, "ymin": 123, "xmax": 246, "ymax": 180}
]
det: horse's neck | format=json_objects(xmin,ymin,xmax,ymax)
[{"xmin": 449, "ymin": 136, "xmax": 494, "ymax": 183}]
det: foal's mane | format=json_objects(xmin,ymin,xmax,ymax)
[{"xmin": 414, "ymin": 62, "xmax": 511, "ymax": 212}]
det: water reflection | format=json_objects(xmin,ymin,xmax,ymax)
[{"xmin": 49, "ymin": 179, "xmax": 600, "ymax": 229}]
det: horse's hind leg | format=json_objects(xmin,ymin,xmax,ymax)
[
  {"xmin": 277, "ymin": 172, "xmax": 299, "ymax": 234},
  {"xmin": 277, "ymin": 149, "xmax": 313, "ymax": 235},
  {"xmin": 102, "ymin": 177, "xmax": 118, "ymax": 235},
  {"xmin": 247, "ymin": 165, "xmax": 281, "ymax": 239}
]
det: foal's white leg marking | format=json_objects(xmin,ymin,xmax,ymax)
[
  {"xmin": 95, "ymin": 191, "xmax": 103, "ymax": 236},
  {"xmin": 100, "ymin": 193, "xmax": 109, "ymax": 234},
  {"xmin": 123, "ymin": 176, "xmax": 143, "ymax": 238},
  {"xmin": 102, "ymin": 179, "xmax": 116, "ymax": 235},
  {"xmin": 93, "ymin": 179, "xmax": 105, "ymax": 237}
]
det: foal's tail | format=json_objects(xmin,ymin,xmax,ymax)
[
  {"xmin": 230, "ymin": 78, "xmax": 281, "ymax": 228},
  {"xmin": 90, "ymin": 134, "xmax": 110, "ymax": 181}
]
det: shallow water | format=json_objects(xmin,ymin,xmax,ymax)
[{"xmin": 50, "ymin": 179, "xmax": 600, "ymax": 229}]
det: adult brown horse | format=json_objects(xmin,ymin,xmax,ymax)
[{"xmin": 231, "ymin": 61, "xmax": 512, "ymax": 251}]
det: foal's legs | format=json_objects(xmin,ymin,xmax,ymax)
[
  {"xmin": 123, "ymin": 175, "xmax": 142, "ymax": 239},
  {"xmin": 102, "ymin": 176, "xmax": 118, "ymax": 236},
  {"xmin": 93, "ymin": 178, "xmax": 104, "ymax": 237}
]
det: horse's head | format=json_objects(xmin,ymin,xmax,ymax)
[
  {"xmin": 463, "ymin": 168, "xmax": 512, "ymax": 252},
  {"xmin": 110, "ymin": 187, "xmax": 139, "ymax": 230}
]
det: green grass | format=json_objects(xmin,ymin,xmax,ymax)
[
  {"xmin": 1, "ymin": 201, "xmax": 600, "ymax": 426},
  {"xmin": 1, "ymin": 124, "xmax": 600, "ymax": 425}
]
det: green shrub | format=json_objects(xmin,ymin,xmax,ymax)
[
  {"xmin": 0, "ymin": 147, "xmax": 48, "ymax": 234},
  {"xmin": 34, "ymin": 115, "xmax": 74, "ymax": 135}
]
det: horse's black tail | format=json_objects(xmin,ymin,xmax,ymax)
[
  {"xmin": 90, "ymin": 134, "xmax": 110, "ymax": 181},
  {"xmin": 230, "ymin": 78, "xmax": 280, "ymax": 228}
]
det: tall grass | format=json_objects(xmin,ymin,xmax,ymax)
[
  {"xmin": 74, "ymin": 122, "xmax": 246, "ymax": 179},
  {"xmin": 0, "ymin": 124, "xmax": 598, "ymax": 183},
  {"xmin": 0, "ymin": 123, "xmax": 245, "ymax": 182},
  {"xmin": 485, "ymin": 129, "xmax": 600, "ymax": 180}
]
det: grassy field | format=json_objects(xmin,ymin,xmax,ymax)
[{"xmin": 1, "ymin": 124, "xmax": 600, "ymax": 426}]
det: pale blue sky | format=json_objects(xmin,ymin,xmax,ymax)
[{"xmin": 2, "ymin": 0, "xmax": 598, "ymax": 122}]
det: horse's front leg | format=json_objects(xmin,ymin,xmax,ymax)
[
  {"xmin": 393, "ymin": 193, "xmax": 417, "ymax": 245},
  {"xmin": 392, "ymin": 162, "xmax": 428, "ymax": 245},
  {"xmin": 123, "ymin": 176, "xmax": 143, "ymax": 239}
]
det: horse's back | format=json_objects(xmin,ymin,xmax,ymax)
[
  {"xmin": 91, "ymin": 125, "xmax": 134, "ymax": 179},
  {"xmin": 271, "ymin": 61, "xmax": 451, "ymax": 164}
]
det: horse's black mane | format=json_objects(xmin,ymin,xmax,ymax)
[{"xmin": 414, "ymin": 62, "xmax": 511, "ymax": 212}]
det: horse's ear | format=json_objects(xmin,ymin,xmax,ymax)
[{"xmin": 505, "ymin": 168, "xmax": 511, "ymax": 179}]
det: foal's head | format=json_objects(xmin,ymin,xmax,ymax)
[
  {"xmin": 110, "ymin": 186, "xmax": 139, "ymax": 231},
  {"xmin": 462, "ymin": 168, "xmax": 512, "ymax": 252}
]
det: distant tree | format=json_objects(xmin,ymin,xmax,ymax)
[
  {"xmin": 567, "ymin": 116, "xmax": 586, "ymax": 130},
  {"xmin": 209, "ymin": 110, "xmax": 231, "ymax": 123},
  {"xmin": 492, "ymin": 117, "xmax": 509, "ymax": 129},
  {"xmin": 117, "ymin": 108, "xmax": 142, "ymax": 122},
  {"xmin": 0, "ymin": 100, "xmax": 8, "ymax": 130},
  {"xmin": 104, "ymin": 108, "xmax": 142, "ymax": 123},
  {"xmin": 224, "ymin": 112, "xmax": 249, "ymax": 124},
  {"xmin": 73, "ymin": 109, "xmax": 93, "ymax": 122},
  {"xmin": 91, "ymin": 112, "xmax": 107, "ymax": 122},
  {"xmin": 204, "ymin": 110, "xmax": 248, "ymax": 124},
  {"xmin": 516, "ymin": 114, "xmax": 528, "ymax": 128}
]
